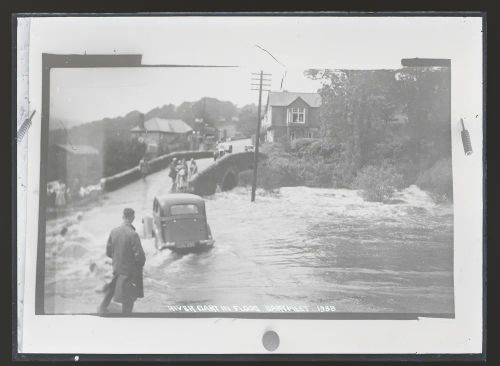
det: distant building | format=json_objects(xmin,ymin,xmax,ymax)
[
  {"xmin": 130, "ymin": 117, "xmax": 193, "ymax": 155},
  {"xmin": 215, "ymin": 116, "xmax": 238, "ymax": 140},
  {"xmin": 48, "ymin": 144, "xmax": 102, "ymax": 186},
  {"xmin": 192, "ymin": 119, "xmax": 219, "ymax": 141},
  {"xmin": 262, "ymin": 91, "xmax": 322, "ymax": 143}
]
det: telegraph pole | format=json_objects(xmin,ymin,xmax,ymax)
[{"xmin": 250, "ymin": 71, "xmax": 271, "ymax": 202}]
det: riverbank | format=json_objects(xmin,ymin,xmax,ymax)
[{"xmin": 238, "ymin": 140, "xmax": 453, "ymax": 204}]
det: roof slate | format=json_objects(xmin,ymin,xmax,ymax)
[
  {"xmin": 131, "ymin": 117, "xmax": 193, "ymax": 134},
  {"xmin": 267, "ymin": 91, "xmax": 322, "ymax": 108}
]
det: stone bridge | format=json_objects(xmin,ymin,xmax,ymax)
[
  {"xmin": 189, "ymin": 151, "xmax": 267, "ymax": 196},
  {"xmin": 101, "ymin": 150, "xmax": 214, "ymax": 192}
]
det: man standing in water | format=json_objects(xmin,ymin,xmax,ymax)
[{"xmin": 98, "ymin": 208, "xmax": 146, "ymax": 314}]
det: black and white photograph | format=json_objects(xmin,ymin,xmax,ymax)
[
  {"xmin": 40, "ymin": 18, "xmax": 455, "ymax": 317},
  {"xmin": 16, "ymin": 14, "xmax": 484, "ymax": 355}
]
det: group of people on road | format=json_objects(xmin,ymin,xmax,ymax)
[
  {"xmin": 168, "ymin": 157, "xmax": 198, "ymax": 193},
  {"xmin": 139, "ymin": 155, "xmax": 198, "ymax": 191}
]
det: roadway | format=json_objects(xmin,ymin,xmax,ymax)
[
  {"xmin": 218, "ymin": 137, "xmax": 252, "ymax": 153},
  {"xmin": 45, "ymin": 138, "xmax": 251, "ymax": 313}
]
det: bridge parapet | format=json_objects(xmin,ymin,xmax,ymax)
[
  {"xmin": 190, "ymin": 151, "xmax": 267, "ymax": 196},
  {"xmin": 102, "ymin": 150, "xmax": 213, "ymax": 192}
]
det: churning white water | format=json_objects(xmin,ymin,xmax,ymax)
[{"xmin": 44, "ymin": 163, "xmax": 453, "ymax": 314}]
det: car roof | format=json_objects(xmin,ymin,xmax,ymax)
[{"xmin": 155, "ymin": 193, "xmax": 205, "ymax": 206}]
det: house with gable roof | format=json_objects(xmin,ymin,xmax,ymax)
[
  {"xmin": 261, "ymin": 91, "xmax": 322, "ymax": 143},
  {"xmin": 130, "ymin": 116, "xmax": 193, "ymax": 155}
]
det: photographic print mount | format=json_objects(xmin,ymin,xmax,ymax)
[{"xmin": 16, "ymin": 13, "xmax": 484, "ymax": 357}]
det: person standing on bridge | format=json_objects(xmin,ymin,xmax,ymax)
[
  {"xmin": 139, "ymin": 158, "xmax": 149, "ymax": 181},
  {"xmin": 98, "ymin": 208, "xmax": 146, "ymax": 314},
  {"xmin": 176, "ymin": 162, "xmax": 188, "ymax": 193},
  {"xmin": 187, "ymin": 158, "xmax": 198, "ymax": 192},
  {"xmin": 188, "ymin": 158, "xmax": 198, "ymax": 179},
  {"xmin": 168, "ymin": 157, "xmax": 178, "ymax": 192},
  {"xmin": 182, "ymin": 158, "xmax": 188, "ymax": 174}
]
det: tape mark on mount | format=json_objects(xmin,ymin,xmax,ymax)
[{"xmin": 16, "ymin": 110, "xmax": 36, "ymax": 143}]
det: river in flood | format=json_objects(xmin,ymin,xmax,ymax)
[{"xmin": 44, "ymin": 164, "xmax": 454, "ymax": 315}]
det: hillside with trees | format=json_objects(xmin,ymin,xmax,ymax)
[{"xmin": 49, "ymin": 98, "xmax": 257, "ymax": 178}]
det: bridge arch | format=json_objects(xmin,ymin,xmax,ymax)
[
  {"xmin": 220, "ymin": 169, "xmax": 238, "ymax": 192},
  {"xmin": 190, "ymin": 151, "xmax": 266, "ymax": 196}
]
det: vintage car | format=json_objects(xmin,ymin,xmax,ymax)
[{"xmin": 152, "ymin": 193, "xmax": 215, "ymax": 253}]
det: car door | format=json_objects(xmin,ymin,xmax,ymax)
[{"xmin": 152, "ymin": 198, "xmax": 160, "ymax": 240}]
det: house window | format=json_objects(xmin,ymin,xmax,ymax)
[{"xmin": 287, "ymin": 108, "xmax": 306, "ymax": 124}]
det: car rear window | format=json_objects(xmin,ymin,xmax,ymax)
[{"xmin": 170, "ymin": 204, "xmax": 199, "ymax": 215}]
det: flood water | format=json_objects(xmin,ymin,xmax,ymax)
[{"xmin": 44, "ymin": 161, "xmax": 454, "ymax": 315}]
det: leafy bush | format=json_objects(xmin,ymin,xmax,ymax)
[
  {"xmin": 415, "ymin": 157, "xmax": 453, "ymax": 202},
  {"xmin": 265, "ymin": 158, "xmax": 305, "ymax": 188},
  {"xmin": 331, "ymin": 158, "xmax": 356, "ymax": 188},
  {"xmin": 258, "ymin": 141, "xmax": 450, "ymax": 198},
  {"xmin": 103, "ymin": 137, "xmax": 146, "ymax": 177},
  {"xmin": 352, "ymin": 164, "xmax": 404, "ymax": 202},
  {"xmin": 290, "ymin": 138, "xmax": 317, "ymax": 152},
  {"xmin": 241, "ymin": 144, "xmax": 305, "ymax": 190},
  {"xmin": 393, "ymin": 158, "xmax": 419, "ymax": 187},
  {"xmin": 260, "ymin": 141, "xmax": 289, "ymax": 157},
  {"xmin": 238, "ymin": 166, "xmax": 290, "ymax": 191},
  {"xmin": 259, "ymin": 141, "xmax": 357, "ymax": 190}
]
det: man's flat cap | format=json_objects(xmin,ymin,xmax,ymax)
[{"xmin": 123, "ymin": 208, "xmax": 135, "ymax": 218}]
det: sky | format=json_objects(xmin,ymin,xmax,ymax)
[{"xmin": 32, "ymin": 16, "xmax": 482, "ymax": 126}]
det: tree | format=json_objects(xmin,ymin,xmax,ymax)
[
  {"xmin": 103, "ymin": 137, "xmax": 146, "ymax": 176},
  {"xmin": 235, "ymin": 104, "xmax": 258, "ymax": 137},
  {"xmin": 305, "ymin": 67, "xmax": 452, "ymax": 190},
  {"xmin": 145, "ymin": 104, "xmax": 177, "ymax": 120},
  {"xmin": 393, "ymin": 67, "xmax": 451, "ymax": 170},
  {"xmin": 305, "ymin": 69, "xmax": 400, "ymax": 173}
]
